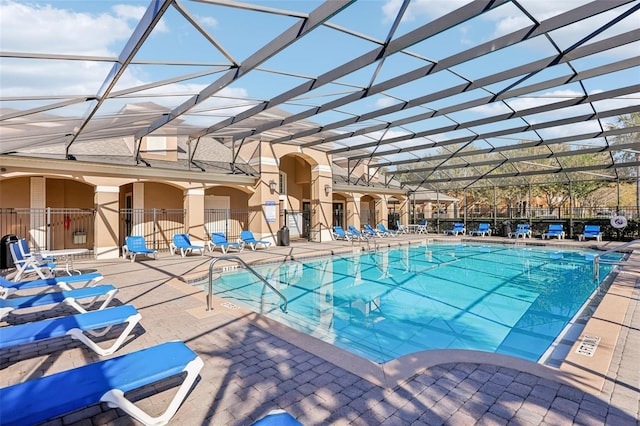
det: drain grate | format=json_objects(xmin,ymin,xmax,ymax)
[
  {"xmin": 221, "ymin": 301, "xmax": 238, "ymax": 310},
  {"xmin": 575, "ymin": 335, "xmax": 600, "ymax": 357}
]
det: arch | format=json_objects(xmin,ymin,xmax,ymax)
[
  {"xmin": 278, "ymin": 153, "xmax": 314, "ymax": 240},
  {"xmin": 0, "ymin": 176, "xmax": 96, "ymax": 251}
]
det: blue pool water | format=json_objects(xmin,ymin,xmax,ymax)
[{"xmin": 206, "ymin": 243, "xmax": 622, "ymax": 363}]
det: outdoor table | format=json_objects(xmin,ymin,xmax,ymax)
[{"xmin": 42, "ymin": 248, "xmax": 89, "ymax": 275}]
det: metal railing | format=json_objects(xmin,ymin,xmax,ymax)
[
  {"xmin": 593, "ymin": 239, "xmax": 640, "ymax": 281},
  {"xmin": 206, "ymin": 255, "xmax": 288, "ymax": 313}
]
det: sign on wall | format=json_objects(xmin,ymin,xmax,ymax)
[{"xmin": 265, "ymin": 201, "xmax": 277, "ymax": 223}]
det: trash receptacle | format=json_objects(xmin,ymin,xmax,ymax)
[
  {"xmin": 278, "ymin": 226, "xmax": 290, "ymax": 246},
  {"xmin": 1, "ymin": 234, "xmax": 19, "ymax": 269},
  {"xmin": 502, "ymin": 221, "xmax": 512, "ymax": 237}
]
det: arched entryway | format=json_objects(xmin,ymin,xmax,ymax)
[
  {"xmin": 0, "ymin": 176, "xmax": 95, "ymax": 251},
  {"xmin": 204, "ymin": 186, "xmax": 251, "ymax": 241},
  {"xmin": 279, "ymin": 154, "xmax": 313, "ymax": 240}
]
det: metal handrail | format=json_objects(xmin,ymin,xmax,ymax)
[
  {"xmin": 593, "ymin": 239, "xmax": 640, "ymax": 281},
  {"xmin": 206, "ymin": 255, "xmax": 288, "ymax": 313}
]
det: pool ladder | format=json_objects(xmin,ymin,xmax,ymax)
[
  {"xmin": 593, "ymin": 239, "xmax": 640, "ymax": 281},
  {"xmin": 206, "ymin": 255, "xmax": 288, "ymax": 313}
]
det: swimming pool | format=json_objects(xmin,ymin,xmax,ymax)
[{"xmin": 206, "ymin": 243, "xmax": 622, "ymax": 363}]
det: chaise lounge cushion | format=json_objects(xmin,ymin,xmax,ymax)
[
  {"xmin": 0, "ymin": 304, "xmax": 141, "ymax": 356},
  {"xmin": 0, "ymin": 341, "xmax": 203, "ymax": 426}
]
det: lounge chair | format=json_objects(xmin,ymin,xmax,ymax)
[
  {"xmin": 363, "ymin": 224, "xmax": 382, "ymax": 237},
  {"xmin": 208, "ymin": 232, "xmax": 244, "ymax": 253},
  {"xmin": 240, "ymin": 231, "xmax": 271, "ymax": 250},
  {"xmin": 542, "ymin": 224, "xmax": 565, "ymax": 239},
  {"xmin": 396, "ymin": 220, "xmax": 408, "ymax": 234},
  {"xmin": 469, "ymin": 223, "xmax": 491, "ymax": 237},
  {"xmin": 348, "ymin": 225, "xmax": 368, "ymax": 240},
  {"xmin": 252, "ymin": 410, "xmax": 303, "ymax": 426},
  {"xmin": 122, "ymin": 236, "xmax": 158, "ymax": 263},
  {"xmin": 0, "ymin": 341, "xmax": 203, "ymax": 426},
  {"xmin": 0, "ymin": 284, "xmax": 118, "ymax": 320},
  {"xmin": 377, "ymin": 223, "xmax": 398, "ymax": 237},
  {"xmin": 509, "ymin": 224, "xmax": 531, "ymax": 238},
  {"xmin": 1, "ymin": 272, "xmax": 103, "ymax": 299},
  {"xmin": 415, "ymin": 220, "xmax": 428, "ymax": 234},
  {"xmin": 332, "ymin": 226, "xmax": 353, "ymax": 241},
  {"xmin": 444, "ymin": 223, "xmax": 465, "ymax": 235},
  {"xmin": 17, "ymin": 238, "xmax": 55, "ymax": 262},
  {"xmin": 9, "ymin": 242, "xmax": 55, "ymax": 282},
  {"xmin": 170, "ymin": 233, "xmax": 205, "ymax": 257},
  {"xmin": 0, "ymin": 304, "xmax": 141, "ymax": 356},
  {"xmin": 579, "ymin": 224, "xmax": 602, "ymax": 241}
]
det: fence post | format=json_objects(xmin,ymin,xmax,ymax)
[
  {"xmin": 46, "ymin": 207, "xmax": 51, "ymax": 250},
  {"xmin": 153, "ymin": 208, "xmax": 157, "ymax": 250}
]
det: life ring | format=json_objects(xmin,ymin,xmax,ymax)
[{"xmin": 610, "ymin": 215, "xmax": 627, "ymax": 229}]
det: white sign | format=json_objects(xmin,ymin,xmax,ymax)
[{"xmin": 265, "ymin": 201, "xmax": 277, "ymax": 223}]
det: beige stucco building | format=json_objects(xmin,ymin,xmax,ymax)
[{"xmin": 0, "ymin": 133, "xmax": 423, "ymax": 259}]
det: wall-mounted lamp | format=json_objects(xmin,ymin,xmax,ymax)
[
  {"xmin": 324, "ymin": 184, "xmax": 332, "ymax": 195},
  {"xmin": 269, "ymin": 180, "xmax": 277, "ymax": 193}
]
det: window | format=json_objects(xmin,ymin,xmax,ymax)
[{"xmin": 279, "ymin": 172, "xmax": 287, "ymax": 196}]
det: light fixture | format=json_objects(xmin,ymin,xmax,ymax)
[
  {"xmin": 324, "ymin": 184, "xmax": 332, "ymax": 195},
  {"xmin": 269, "ymin": 180, "xmax": 277, "ymax": 193}
]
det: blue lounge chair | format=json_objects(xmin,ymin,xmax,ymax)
[
  {"xmin": 252, "ymin": 410, "xmax": 303, "ymax": 426},
  {"xmin": 122, "ymin": 236, "xmax": 158, "ymax": 263},
  {"xmin": 469, "ymin": 223, "xmax": 491, "ymax": 237},
  {"xmin": 364, "ymin": 224, "xmax": 382, "ymax": 237},
  {"xmin": 542, "ymin": 224, "xmax": 565, "ymax": 240},
  {"xmin": 0, "ymin": 304, "xmax": 141, "ymax": 356},
  {"xmin": 170, "ymin": 233, "xmax": 205, "ymax": 257},
  {"xmin": 444, "ymin": 223, "xmax": 465, "ymax": 235},
  {"xmin": 415, "ymin": 219, "xmax": 428, "ymax": 234},
  {"xmin": 377, "ymin": 223, "xmax": 398, "ymax": 237},
  {"xmin": 348, "ymin": 225, "xmax": 368, "ymax": 240},
  {"xmin": 17, "ymin": 238, "xmax": 55, "ymax": 262},
  {"xmin": 241, "ymin": 231, "xmax": 271, "ymax": 250},
  {"xmin": 579, "ymin": 224, "xmax": 602, "ymax": 241},
  {"xmin": 0, "ymin": 272, "xmax": 103, "ymax": 299},
  {"xmin": 509, "ymin": 224, "xmax": 531, "ymax": 238},
  {"xmin": 208, "ymin": 232, "xmax": 244, "ymax": 253},
  {"xmin": 332, "ymin": 226, "xmax": 353, "ymax": 241},
  {"xmin": 9, "ymin": 242, "xmax": 55, "ymax": 282},
  {"xmin": 0, "ymin": 284, "xmax": 118, "ymax": 320},
  {"xmin": 0, "ymin": 341, "xmax": 203, "ymax": 426}
]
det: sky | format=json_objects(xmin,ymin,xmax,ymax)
[{"xmin": 1, "ymin": 0, "xmax": 638, "ymax": 166}]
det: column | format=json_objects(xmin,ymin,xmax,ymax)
[
  {"xmin": 346, "ymin": 196, "xmax": 361, "ymax": 230},
  {"xmin": 29, "ymin": 177, "xmax": 46, "ymax": 250},
  {"xmin": 132, "ymin": 182, "xmax": 145, "ymax": 236},
  {"xmin": 311, "ymin": 164, "xmax": 333, "ymax": 242},
  {"xmin": 184, "ymin": 188, "xmax": 205, "ymax": 244},
  {"xmin": 94, "ymin": 186, "xmax": 120, "ymax": 259},
  {"xmin": 247, "ymin": 141, "xmax": 279, "ymax": 243}
]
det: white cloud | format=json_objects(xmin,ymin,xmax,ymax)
[
  {"xmin": 374, "ymin": 97, "xmax": 398, "ymax": 108},
  {"xmin": 0, "ymin": 1, "xmax": 133, "ymax": 56},
  {"xmin": 382, "ymin": 0, "xmax": 471, "ymax": 23},
  {"xmin": 197, "ymin": 15, "xmax": 218, "ymax": 29},
  {"xmin": 112, "ymin": 4, "xmax": 169, "ymax": 33}
]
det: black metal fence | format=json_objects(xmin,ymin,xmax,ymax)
[
  {"xmin": 204, "ymin": 209, "xmax": 249, "ymax": 241},
  {"xmin": 119, "ymin": 208, "xmax": 185, "ymax": 251},
  {"xmin": 0, "ymin": 208, "xmax": 95, "ymax": 255}
]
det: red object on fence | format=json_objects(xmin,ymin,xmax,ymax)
[{"xmin": 64, "ymin": 215, "xmax": 70, "ymax": 230}]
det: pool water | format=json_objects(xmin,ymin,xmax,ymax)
[{"xmin": 206, "ymin": 243, "xmax": 622, "ymax": 363}]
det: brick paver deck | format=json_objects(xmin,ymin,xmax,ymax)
[{"xmin": 1, "ymin": 235, "xmax": 638, "ymax": 425}]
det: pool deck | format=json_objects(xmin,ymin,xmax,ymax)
[{"xmin": 1, "ymin": 234, "xmax": 639, "ymax": 425}]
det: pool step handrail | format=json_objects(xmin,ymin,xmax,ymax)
[
  {"xmin": 207, "ymin": 255, "xmax": 288, "ymax": 313},
  {"xmin": 593, "ymin": 239, "xmax": 640, "ymax": 281}
]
